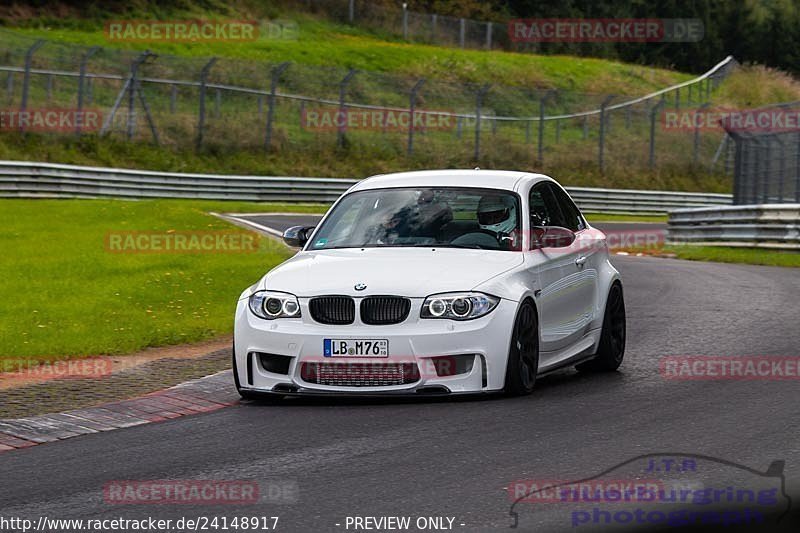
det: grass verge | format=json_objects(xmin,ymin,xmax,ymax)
[
  {"xmin": 618, "ymin": 244, "xmax": 800, "ymax": 268},
  {"xmin": 0, "ymin": 199, "xmax": 322, "ymax": 363},
  {"xmin": 584, "ymin": 213, "xmax": 667, "ymax": 223}
]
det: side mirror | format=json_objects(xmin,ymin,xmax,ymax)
[
  {"xmin": 531, "ymin": 226, "xmax": 576, "ymax": 249},
  {"xmin": 283, "ymin": 226, "xmax": 315, "ymax": 248}
]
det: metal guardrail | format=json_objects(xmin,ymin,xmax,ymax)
[
  {"xmin": 0, "ymin": 161, "xmax": 732, "ymax": 213},
  {"xmin": 567, "ymin": 187, "xmax": 730, "ymax": 214},
  {"xmin": 0, "ymin": 161, "xmax": 357, "ymax": 203},
  {"xmin": 667, "ymin": 204, "xmax": 800, "ymax": 249}
]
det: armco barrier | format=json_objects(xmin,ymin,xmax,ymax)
[
  {"xmin": 667, "ymin": 204, "xmax": 800, "ymax": 249},
  {"xmin": 0, "ymin": 161, "xmax": 731, "ymax": 214}
]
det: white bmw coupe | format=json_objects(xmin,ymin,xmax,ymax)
[{"xmin": 233, "ymin": 170, "xmax": 625, "ymax": 399}]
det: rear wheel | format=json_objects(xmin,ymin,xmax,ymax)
[
  {"xmin": 504, "ymin": 300, "xmax": 539, "ymax": 395},
  {"xmin": 577, "ymin": 282, "xmax": 626, "ymax": 372}
]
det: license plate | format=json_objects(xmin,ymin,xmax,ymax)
[{"xmin": 323, "ymin": 339, "xmax": 388, "ymax": 357}]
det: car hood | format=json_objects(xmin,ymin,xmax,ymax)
[{"xmin": 260, "ymin": 247, "xmax": 523, "ymax": 297}]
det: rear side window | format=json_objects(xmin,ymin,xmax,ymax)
[
  {"xmin": 548, "ymin": 184, "xmax": 585, "ymax": 232},
  {"xmin": 529, "ymin": 184, "xmax": 566, "ymax": 228}
]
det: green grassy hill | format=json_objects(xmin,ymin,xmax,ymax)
[{"xmin": 0, "ymin": 3, "xmax": 799, "ymax": 192}]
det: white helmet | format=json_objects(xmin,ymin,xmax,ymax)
[{"xmin": 477, "ymin": 195, "xmax": 516, "ymax": 235}]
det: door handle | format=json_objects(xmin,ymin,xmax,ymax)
[{"xmin": 575, "ymin": 256, "xmax": 588, "ymax": 268}]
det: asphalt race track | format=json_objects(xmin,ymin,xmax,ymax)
[{"xmin": 1, "ymin": 221, "xmax": 799, "ymax": 532}]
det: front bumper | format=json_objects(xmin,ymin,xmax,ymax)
[{"xmin": 233, "ymin": 297, "xmax": 518, "ymax": 395}]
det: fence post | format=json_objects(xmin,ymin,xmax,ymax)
[
  {"xmin": 674, "ymin": 87, "xmax": 680, "ymax": 109},
  {"xmin": 402, "ymin": 3, "xmax": 408, "ymax": 40},
  {"xmin": 649, "ymin": 100, "xmax": 664, "ymax": 169},
  {"xmin": 20, "ymin": 40, "xmax": 45, "ymax": 131},
  {"xmin": 126, "ymin": 51, "xmax": 152, "ymax": 141},
  {"xmin": 474, "ymin": 84, "xmax": 490, "ymax": 161},
  {"xmin": 598, "ymin": 95, "xmax": 614, "ymax": 173},
  {"xmin": 337, "ymin": 69, "xmax": 358, "ymax": 149},
  {"xmin": 76, "ymin": 46, "xmax": 99, "ymax": 136},
  {"xmin": 737, "ymin": 139, "xmax": 746, "ymax": 203},
  {"xmin": 777, "ymin": 136, "xmax": 786, "ymax": 202},
  {"xmin": 762, "ymin": 142, "xmax": 771, "ymax": 203},
  {"xmin": 459, "ymin": 19, "xmax": 465, "ymax": 48},
  {"xmin": 693, "ymin": 103, "xmax": 710, "ymax": 164},
  {"xmin": 795, "ymin": 132, "xmax": 800, "ymax": 202},
  {"xmin": 751, "ymin": 142, "xmax": 761, "ymax": 204},
  {"xmin": 348, "ymin": 0, "xmax": 355, "ymax": 23},
  {"xmin": 196, "ymin": 57, "xmax": 217, "ymax": 151},
  {"xmin": 486, "ymin": 22, "xmax": 493, "ymax": 49},
  {"xmin": 582, "ymin": 115, "xmax": 588, "ymax": 139},
  {"xmin": 265, "ymin": 61, "xmax": 290, "ymax": 151},
  {"xmin": 135, "ymin": 73, "xmax": 160, "ymax": 146},
  {"xmin": 407, "ymin": 78, "xmax": 425, "ymax": 156},
  {"xmin": 688, "ymin": 84, "xmax": 692, "ymax": 106},
  {"xmin": 625, "ymin": 105, "xmax": 631, "ymax": 129},
  {"xmin": 214, "ymin": 88, "xmax": 222, "ymax": 117},
  {"xmin": 431, "ymin": 14, "xmax": 437, "ymax": 40}
]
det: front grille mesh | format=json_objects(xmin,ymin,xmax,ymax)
[
  {"xmin": 309, "ymin": 296, "xmax": 355, "ymax": 325},
  {"xmin": 301, "ymin": 362, "xmax": 420, "ymax": 387},
  {"xmin": 360, "ymin": 296, "xmax": 411, "ymax": 325}
]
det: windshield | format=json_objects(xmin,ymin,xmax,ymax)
[{"xmin": 308, "ymin": 187, "xmax": 521, "ymax": 251}]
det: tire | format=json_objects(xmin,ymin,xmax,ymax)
[
  {"xmin": 504, "ymin": 300, "xmax": 539, "ymax": 395},
  {"xmin": 232, "ymin": 344, "xmax": 283, "ymax": 402},
  {"xmin": 577, "ymin": 282, "xmax": 626, "ymax": 372}
]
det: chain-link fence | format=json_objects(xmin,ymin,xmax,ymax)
[
  {"xmin": 287, "ymin": 0, "xmax": 709, "ymax": 56},
  {"xmin": 297, "ymin": 0, "xmax": 511, "ymax": 51},
  {"xmin": 0, "ymin": 28, "xmax": 737, "ymax": 177},
  {"xmin": 725, "ymin": 102, "xmax": 800, "ymax": 204}
]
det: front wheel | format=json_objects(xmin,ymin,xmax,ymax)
[
  {"xmin": 577, "ymin": 282, "xmax": 626, "ymax": 372},
  {"xmin": 504, "ymin": 300, "xmax": 539, "ymax": 395}
]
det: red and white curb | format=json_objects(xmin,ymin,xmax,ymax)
[{"xmin": 0, "ymin": 370, "xmax": 238, "ymax": 452}]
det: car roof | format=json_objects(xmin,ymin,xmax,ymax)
[{"xmin": 349, "ymin": 169, "xmax": 553, "ymax": 193}]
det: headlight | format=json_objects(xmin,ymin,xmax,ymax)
[
  {"xmin": 421, "ymin": 292, "xmax": 500, "ymax": 321},
  {"xmin": 248, "ymin": 291, "xmax": 301, "ymax": 320}
]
